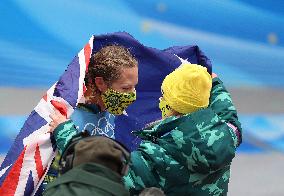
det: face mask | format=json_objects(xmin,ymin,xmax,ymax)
[
  {"xmin": 159, "ymin": 97, "xmax": 173, "ymax": 118},
  {"xmin": 101, "ymin": 88, "xmax": 136, "ymax": 115}
]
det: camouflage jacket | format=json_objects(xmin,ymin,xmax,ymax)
[{"xmin": 124, "ymin": 78, "xmax": 242, "ymax": 196}]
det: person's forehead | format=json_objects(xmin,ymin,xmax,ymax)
[
  {"xmin": 121, "ymin": 66, "xmax": 138, "ymax": 75},
  {"xmin": 117, "ymin": 67, "xmax": 138, "ymax": 83}
]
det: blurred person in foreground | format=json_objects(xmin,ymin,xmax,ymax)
[
  {"xmin": 44, "ymin": 134, "xmax": 131, "ymax": 196},
  {"xmin": 124, "ymin": 63, "xmax": 242, "ymax": 195}
]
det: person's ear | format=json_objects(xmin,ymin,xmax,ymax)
[{"xmin": 94, "ymin": 77, "xmax": 108, "ymax": 92}]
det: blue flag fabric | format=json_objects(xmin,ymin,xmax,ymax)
[{"xmin": 91, "ymin": 32, "xmax": 212, "ymax": 151}]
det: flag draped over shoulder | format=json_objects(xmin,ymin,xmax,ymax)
[
  {"xmin": 0, "ymin": 36, "xmax": 94, "ymax": 195},
  {"xmin": 0, "ymin": 32, "xmax": 212, "ymax": 195}
]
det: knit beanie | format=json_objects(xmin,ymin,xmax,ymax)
[
  {"xmin": 73, "ymin": 136, "xmax": 129, "ymax": 176},
  {"xmin": 161, "ymin": 63, "xmax": 212, "ymax": 114}
]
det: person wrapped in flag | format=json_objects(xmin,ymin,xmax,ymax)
[{"xmin": 44, "ymin": 44, "xmax": 139, "ymax": 188}]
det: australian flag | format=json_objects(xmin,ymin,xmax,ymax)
[{"xmin": 0, "ymin": 32, "xmax": 212, "ymax": 195}]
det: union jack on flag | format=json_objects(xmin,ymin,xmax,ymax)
[
  {"xmin": 0, "ymin": 36, "xmax": 94, "ymax": 196},
  {"xmin": 0, "ymin": 32, "xmax": 212, "ymax": 195}
]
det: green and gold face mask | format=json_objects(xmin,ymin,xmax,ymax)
[
  {"xmin": 101, "ymin": 88, "xmax": 136, "ymax": 115},
  {"xmin": 159, "ymin": 97, "xmax": 173, "ymax": 118}
]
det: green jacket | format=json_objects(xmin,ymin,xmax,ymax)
[
  {"xmin": 124, "ymin": 78, "xmax": 242, "ymax": 196},
  {"xmin": 44, "ymin": 163, "xmax": 129, "ymax": 196}
]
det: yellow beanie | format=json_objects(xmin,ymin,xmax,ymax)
[{"xmin": 161, "ymin": 63, "xmax": 212, "ymax": 114}]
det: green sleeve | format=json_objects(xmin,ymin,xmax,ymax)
[
  {"xmin": 53, "ymin": 120, "xmax": 78, "ymax": 154},
  {"xmin": 209, "ymin": 77, "xmax": 242, "ymax": 145},
  {"xmin": 124, "ymin": 142, "xmax": 164, "ymax": 195}
]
